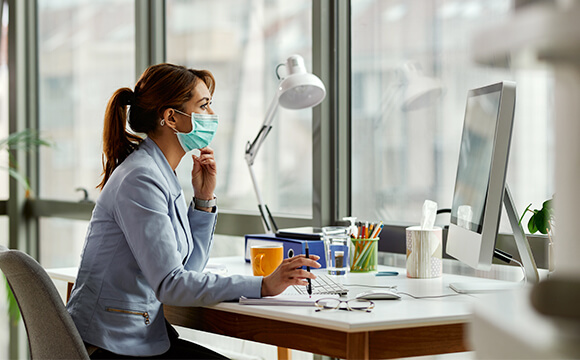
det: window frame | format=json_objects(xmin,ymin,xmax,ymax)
[
  {"xmin": 3, "ymin": 1, "xmax": 552, "ymax": 358},
  {"xmin": 4, "ymin": 0, "xmax": 348, "ymax": 245},
  {"xmin": 4, "ymin": 0, "xmax": 551, "ymax": 259}
]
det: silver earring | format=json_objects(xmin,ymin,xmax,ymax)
[{"xmin": 160, "ymin": 119, "xmax": 165, "ymax": 126}]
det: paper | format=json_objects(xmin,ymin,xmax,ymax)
[
  {"xmin": 239, "ymin": 294, "xmax": 338, "ymax": 306},
  {"xmin": 203, "ymin": 263, "xmax": 228, "ymax": 275},
  {"xmin": 420, "ymin": 200, "xmax": 437, "ymax": 230}
]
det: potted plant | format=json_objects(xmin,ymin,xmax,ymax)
[
  {"xmin": 519, "ymin": 197, "xmax": 554, "ymax": 272},
  {"xmin": 1, "ymin": 129, "xmax": 51, "ymax": 325}
]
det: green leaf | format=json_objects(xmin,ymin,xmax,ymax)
[
  {"xmin": 4, "ymin": 276, "xmax": 21, "ymax": 326},
  {"xmin": 542, "ymin": 199, "xmax": 554, "ymax": 218},
  {"xmin": 0, "ymin": 129, "xmax": 52, "ymax": 151},
  {"xmin": 535, "ymin": 208, "xmax": 551, "ymax": 234},
  {"xmin": 6, "ymin": 166, "xmax": 31, "ymax": 190},
  {"xmin": 519, "ymin": 203, "xmax": 533, "ymax": 226},
  {"xmin": 1, "ymin": 129, "xmax": 51, "ymax": 190},
  {"xmin": 528, "ymin": 213, "xmax": 538, "ymax": 233}
]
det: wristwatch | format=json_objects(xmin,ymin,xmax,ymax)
[{"xmin": 193, "ymin": 196, "xmax": 217, "ymax": 208}]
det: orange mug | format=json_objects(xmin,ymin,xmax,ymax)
[{"xmin": 251, "ymin": 245, "xmax": 284, "ymax": 276}]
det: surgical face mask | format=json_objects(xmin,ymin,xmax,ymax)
[{"xmin": 173, "ymin": 109, "xmax": 218, "ymax": 151}]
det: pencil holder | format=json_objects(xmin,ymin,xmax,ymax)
[{"xmin": 350, "ymin": 238, "xmax": 378, "ymax": 272}]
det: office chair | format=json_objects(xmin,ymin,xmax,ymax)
[{"xmin": 0, "ymin": 245, "xmax": 89, "ymax": 359}]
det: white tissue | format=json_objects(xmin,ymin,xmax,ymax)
[
  {"xmin": 420, "ymin": 200, "xmax": 438, "ymax": 230},
  {"xmin": 457, "ymin": 205, "xmax": 473, "ymax": 230}
]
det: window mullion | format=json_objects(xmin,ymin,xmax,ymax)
[
  {"xmin": 135, "ymin": 0, "xmax": 166, "ymax": 79},
  {"xmin": 312, "ymin": 0, "xmax": 350, "ymax": 227},
  {"xmin": 8, "ymin": 0, "xmax": 38, "ymax": 255}
]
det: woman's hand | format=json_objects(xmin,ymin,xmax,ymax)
[
  {"xmin": 261, "ymin": 254, "xmax": 321, "ymax": 297},
  {"xmin": 191, "ymin": 147, "xmax": 217, "ymax": 201}
]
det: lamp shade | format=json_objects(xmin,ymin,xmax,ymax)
[
  {"xmin": 277, "ymin": 55, "xmax": 326, "ymax": 110},
  {"xmin": 403, "ymin": 78, "xmax": 443, "ymax": 111},
  {"xmin": 245, "ymin": 54, "xmax": 327, "ymax": 233},
  {"xmin": 400, "ymin": 62, "xmax": 443, "ymax": 111}
]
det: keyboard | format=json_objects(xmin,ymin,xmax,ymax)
[{"xmin": 292, "ymin": 273, "xmax": 349, "ymax": 296}]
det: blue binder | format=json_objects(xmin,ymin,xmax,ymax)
[{"xmin": 244, "ymin": 234, "xmax": 327, "ymax": 269}]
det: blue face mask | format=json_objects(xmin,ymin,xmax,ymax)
[{"xmin": 173, "ymin": 110, "xmax": 218, "ymax": 152}]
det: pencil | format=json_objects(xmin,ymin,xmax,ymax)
[{"xmin": 370, "ymin": 222, "xmax": 383, "ymax": 239}]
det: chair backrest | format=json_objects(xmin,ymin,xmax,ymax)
[{"xmin": 0, "ymin": 245, "xmax": 89, "ymax": 359}]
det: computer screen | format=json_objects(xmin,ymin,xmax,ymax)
[{"xmin": 446, "ymin": 81, "xmax": 516, "ymax": 271}]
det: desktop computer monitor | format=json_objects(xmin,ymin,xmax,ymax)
[
  {"xmin": 447, "ymin": 81, "xmax": 516, "ymax": 271},
  {"xmin": 447, "ymin": 81, "xmax": 539, "ymax": 293}
]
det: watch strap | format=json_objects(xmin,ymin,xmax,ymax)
[{"xmin": 193, "ymin": 196, "xmax": 217, "ymax": 208}]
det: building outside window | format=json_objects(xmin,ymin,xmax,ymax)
[
  {"xmin": 37, "ymin": 0, "xmax": 135, "ymax": 268},
  {"xmin": 166, "ymin": 0, "xmax": 314, "ymax": 219},
  {"xmin": 350, "ymin": 0, "xmax": 554, "ymax": 231}
]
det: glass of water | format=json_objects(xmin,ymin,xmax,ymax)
[{"xmin": 323, "ymin": 226, "xmax": 350, "ymax": 276}]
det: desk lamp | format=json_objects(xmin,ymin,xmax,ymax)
[
  {"xmin": 245, "ymin": 54, "xmax": 326, "ymax": 233},
  {"xmin": 401, "ymin": 62, "xmax": 443, "ymax": 111}
]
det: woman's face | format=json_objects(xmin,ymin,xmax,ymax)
[
  {"xmin": 188, "ymin": 80, "xmax": 214, "ymax": 115},
  {"xmin": 173, "ymin": 80, "xmax": 214, "ymax": 133}
]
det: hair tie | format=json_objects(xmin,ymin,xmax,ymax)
[{"xmin": 124, "ymin": 92, "xmax": 136, "ymax": 106}]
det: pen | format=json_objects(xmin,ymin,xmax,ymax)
[
  {"xmin": 375, "ymin": 271, "xmax": 399, "ymax": 276},
  {"xmin": 370, "ymin": 221, "xmax": 383, "ymax": 239},
  {"xmin": 305, "ymin": 242, "xmax": 312, "ymax": 297}
]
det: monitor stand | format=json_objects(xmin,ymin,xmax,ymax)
[
  {"xmin": 450, "ymin": 185, "xmax": 540, "ymax": 294},
  {"xmin": 449, "ymin": 281, "xmax": 524, "ymax": 294}
]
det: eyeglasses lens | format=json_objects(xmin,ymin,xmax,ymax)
[
  {"xmin": 348, "ymin": 299, "xmax": 374, "ymax": 311},
  {"xmin": 315, "ymin": 298, "xmax": 374, "ymax": 312},
  {"xmin": 316, "ymin": 298, "xmax": 340, "ymax": 310}
]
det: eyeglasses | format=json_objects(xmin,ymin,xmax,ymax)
[{"xmin": 314, "ymin": 298, "xmax": 375, "ymax": 312}]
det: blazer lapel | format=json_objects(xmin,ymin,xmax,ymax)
[
  {"xmin": 173, "ymin": 191, "xmax": 194, "ymax": 263},
  {"xmin": 140, "ymin": 138, "xmax": 194, "ymax": 263}
]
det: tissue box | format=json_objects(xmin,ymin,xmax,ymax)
[{"xmin": 244, "ymin": 234, "xmax": 327, "ymax": 269}]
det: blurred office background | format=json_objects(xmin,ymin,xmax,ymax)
[{"xmin": 0, "ymin": 0, "xmax": 553, "ymax": 359}]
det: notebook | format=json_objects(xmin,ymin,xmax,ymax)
[{"xmin": 239, "ymin": 293, "xmax": 337, "ymax": 306}]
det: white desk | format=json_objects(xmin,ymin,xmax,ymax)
[{"xmin": 47, "ymin": 256, "xmax": 521, "ymax": 359}]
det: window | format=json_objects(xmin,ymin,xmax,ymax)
[
  {"xmin": 37, "ymin": 0, "xmax": 135, "ymax": 266},
  {"xmin": 39, "ymin": 218, "xmax": 89, "ymax": 268},
  {"xmin": 38, "ymin": 0, "xmax": 135, "ymax": 203},
  {"xmin": 350, "ymin": 0, "xmax": 554, "ymax": 228},
  {"xmin": 166, "ymin": 0, "xmax": 314, "ymax": 218}
]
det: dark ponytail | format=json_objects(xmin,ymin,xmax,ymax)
[{"xmin": 97, "ymin": 88, "xmax": 143, "ymax": 190}]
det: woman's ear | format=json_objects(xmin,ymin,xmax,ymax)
[{"xmin": 163, "ymin": 108, "xmax": 177, "ymax": 129}]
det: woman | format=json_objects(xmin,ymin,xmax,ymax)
[{"xmin": 66, "ymin": 63, "xmax": 320, "ymax": 359}]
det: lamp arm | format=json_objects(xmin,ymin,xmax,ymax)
[
  {"xmin": 245, "ymin": 94, "xmax": 279, "ymax": 166},
  {"xmin": 247, "ymin": 163, "xmax": 278, "ymax": 233},
  {"xmin": 244, "ymin": 93, "xmax": 280, "ymax": 234}
]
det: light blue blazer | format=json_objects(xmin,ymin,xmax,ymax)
[{"xmin": 66, "ymin": 137, "xmax": 262, "ymax": 356}]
